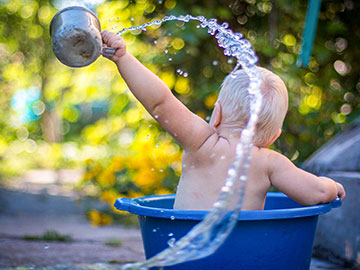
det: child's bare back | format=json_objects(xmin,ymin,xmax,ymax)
[{"xmin": 174, "ymin": 135, "xmax": 272, "ymax": 211}]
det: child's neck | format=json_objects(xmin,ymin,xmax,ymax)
[{"xmin": 215, "ymin": 124, "xmax": 242, "ymax": 140}]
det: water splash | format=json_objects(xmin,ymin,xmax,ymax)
[{"xmin": 119, "ymin": 15, "xmax": 262, "ymax": 269}]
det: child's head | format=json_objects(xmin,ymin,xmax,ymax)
[{"xmin": 216, "ymin": 66, "xmax": 288, "ymax": 147}]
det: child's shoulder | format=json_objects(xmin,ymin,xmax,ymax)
[
  {"xmin": 250, "ymin": 147, "xmax": 286, "ymax": 169},
  {"xmin": 253, "ymin": 147, "xmax": 294, "ymax": 174},
  {"xmin": 254, "ymin": 147, "xmax": 284, "ymax": 158}
]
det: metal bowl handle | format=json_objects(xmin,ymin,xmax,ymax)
[{"xmin": 102, "ymin": 47, "xmax": 116, "ymax": 57}]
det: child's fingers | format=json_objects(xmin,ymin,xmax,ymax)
[
  {"xmin": 101, "ymin": 30, "xmax": 111, "ymax": 43},
  {"xmin": 101, "ymin": 30, "xmax": 119, "ymax": 45},
  {"xmin": 336, "ymin": 183, "xmax": 346, "ymax": 201},
  {"xmin": 340, "ymin": 189, "xmax": 346, "ymax": 200},
  {"xmin": 102, "ymin": 31, "xmax": 124, "ymax": 51},
  {"xmin": 112, "ymin": 39, "xmax": 124, "ymax": 49},
  {"xmin": 108, "ymin": 34, "xmax": 122, "ymax": 47},
  {"xmin": 101, "ymin": 30, "xmax": 126, "ymax": 60}
]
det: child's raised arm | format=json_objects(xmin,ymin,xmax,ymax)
[
  {"xmin": 267, "ymin": 150, "xmax": 345, "ymax": 205},
  {"xmin": 101, "ymin": 30, "xmax": 215, "ymax": 151}
]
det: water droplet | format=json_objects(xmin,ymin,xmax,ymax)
[
  {"xmin": 153, "ymin": 229, "xmax": 158, "ymax": 232},
  {"xmin": 183, "ymin": 72, "xmax": 188, "ymax": 77},
  {"xmin": 167, "ymin": 237, "xmax": 176, "ymax": 247},
  {"xmin": 221, "ymin": 22, "xmax": 229, "ymax": 29},
  {"xmin": 44, "ymin": 244, "xmax": 49, "ymax": 250},
  {"xmin": 226, "ymin": 181, "xmax": 234, "ymax": 187},
  {"xmin": 153, "ymin": 40, "xmax": 158, "ymax": 44},
  {"xmin": 154, "ymin": 115, "xmax": 159, "ymax": 119},
  {"xmin": 213, "ymin": 60, "xmax": 218, "ymax": 66},
  {"xmin": 227, "ymin": 59, "xmax": 233, "ymax": 64},
  {"xmin": 155, "ymin": 144, "xmax": 159, "ymax": 147},
  {"xmin": 168, "ymin": 233, "xmax": 174, "ymax": 237},
  {"xmin": 159, "ymin": 169, "xmax": 164, "ymax": 172},
  {"xmin": 214, "ymin": 201, "xmax": 224, "ymax": 208},
  {"xmin": 170, "ymin": 216, "xmax": 175, "ymax": 220},
  {"xmin": 228, "ymin": 168, "xmax": 236, "ymax": 176},
  {"xmin": 168, "ymin": 58, "xmax": 173, "ymax": 62},
  {"xmin": 130, "ymin": 17, "xmax": 134, "ymax": 22},
  {"xmin": 164, "ymin": 49, "xmax": 168, "ymax": 54}
]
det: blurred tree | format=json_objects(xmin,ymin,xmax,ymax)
[{"xmin": 0, "ymin": 0, "xmax": 359, "ymax": 221}]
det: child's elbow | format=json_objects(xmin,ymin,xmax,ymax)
[
  {"xmin": 317, "ymin": 177, "xmax": 339, "ymax": 204},
  {"xmin": 301, "ymin": 186, "xmax": 337, "ymax": 206},
  {"xmin": 316, "ymin": 188, "xmax": 337, "ymax": 204}
]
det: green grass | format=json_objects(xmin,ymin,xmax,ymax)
[
  {"xmin": 105, "ymin": 239, "xmax": 122, "ymax": 247},
  {"xmin": 23, "ymin": 230, "xmax": 72, "ymax": 242}
]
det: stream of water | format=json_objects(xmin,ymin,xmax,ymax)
[{"xmin": 116, "ymin": 15, "xmax": 262, "ymax": 270}]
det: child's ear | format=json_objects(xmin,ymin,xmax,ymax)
[
  {"xmin": 264, "ymin": 128, "xmax": 281, "ymax": 147},
  {"xmin": 210, "ymin": 102, "xmax": 222, "ymax": 128}
]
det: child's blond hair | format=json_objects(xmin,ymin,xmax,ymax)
[{"xmin": 217, "ymin": 67, "xmax": 288, "ymax": 147}]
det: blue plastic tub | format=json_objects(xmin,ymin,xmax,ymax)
[{"xmin": 115, "ymin": 192, "xmax": 341, "ymax": 270}]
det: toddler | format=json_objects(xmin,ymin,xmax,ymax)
[{"xmin": 101, "ymin": 30, "xmax": 345, "ymax": 210}]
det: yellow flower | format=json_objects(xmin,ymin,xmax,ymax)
[
  {"xmin": 100, "ymin": 189, "xmax": 119, "ymax": 205},
  {"xmin": 127, "ymin": 190, "xmax": 144, "ymax": 199},
  {"xmin": 155, "ymin": 188, "xmax": 172, "ymax": 195},
  {"xmin": 88, "ymin": 209, "xmax": 113, "ymax": 226},
  {"xmin": 83, "ymin": 171, "xmax": 94, "ymax": 181},
  {"xmin": 204, "ymin": 93, "xmax": 218, "ymax": 109},
  {"xmin": 97, "ymin": 169, "xmax": 115, "ymax": 187},
  {"xmin": 84, "ymin": 158, "xmax": 94, "ymax": 166},
  {"xmin": 134, "ymin": 168, "xmax": 161, "ymax": 193},
  {"xmin": 111, "ymin": 156, "xmax": 124, "ymax": 171},
  {"xmin": 100, "ymin": 213, "xmax": 113, "ymax": 226}
]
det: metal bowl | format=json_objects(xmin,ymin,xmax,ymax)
[{"xmin": 50, "ymin": 6, "xmax": 102, "ymax": 68}]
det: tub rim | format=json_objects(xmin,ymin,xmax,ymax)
[{"xmin": 114, "ymin": 192, "xmax": 341, "ymax": 221}]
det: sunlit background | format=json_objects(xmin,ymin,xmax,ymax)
[{"xmin": 0, "ymin": 0, "xmax": 359, "ymax": 225}]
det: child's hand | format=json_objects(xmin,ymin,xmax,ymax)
[
  {"xmin": 101, "ymin": 30, "xmax": 126, "ymax": 62},
  {"xmin": 336, "ymin": 182, "xmax": 346, "ymax": 201}
]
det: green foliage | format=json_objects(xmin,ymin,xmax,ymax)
[
  {"xmin": 0, "ymin": 0, "xmax": 359, "ymax": 224},
  {"xmin": 23, "ymin": 230, "xmax": 72, "ymax": 242},
  {"xmin": 105, "ymin": 239, "xmax": 123, "ymax": 247}
]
